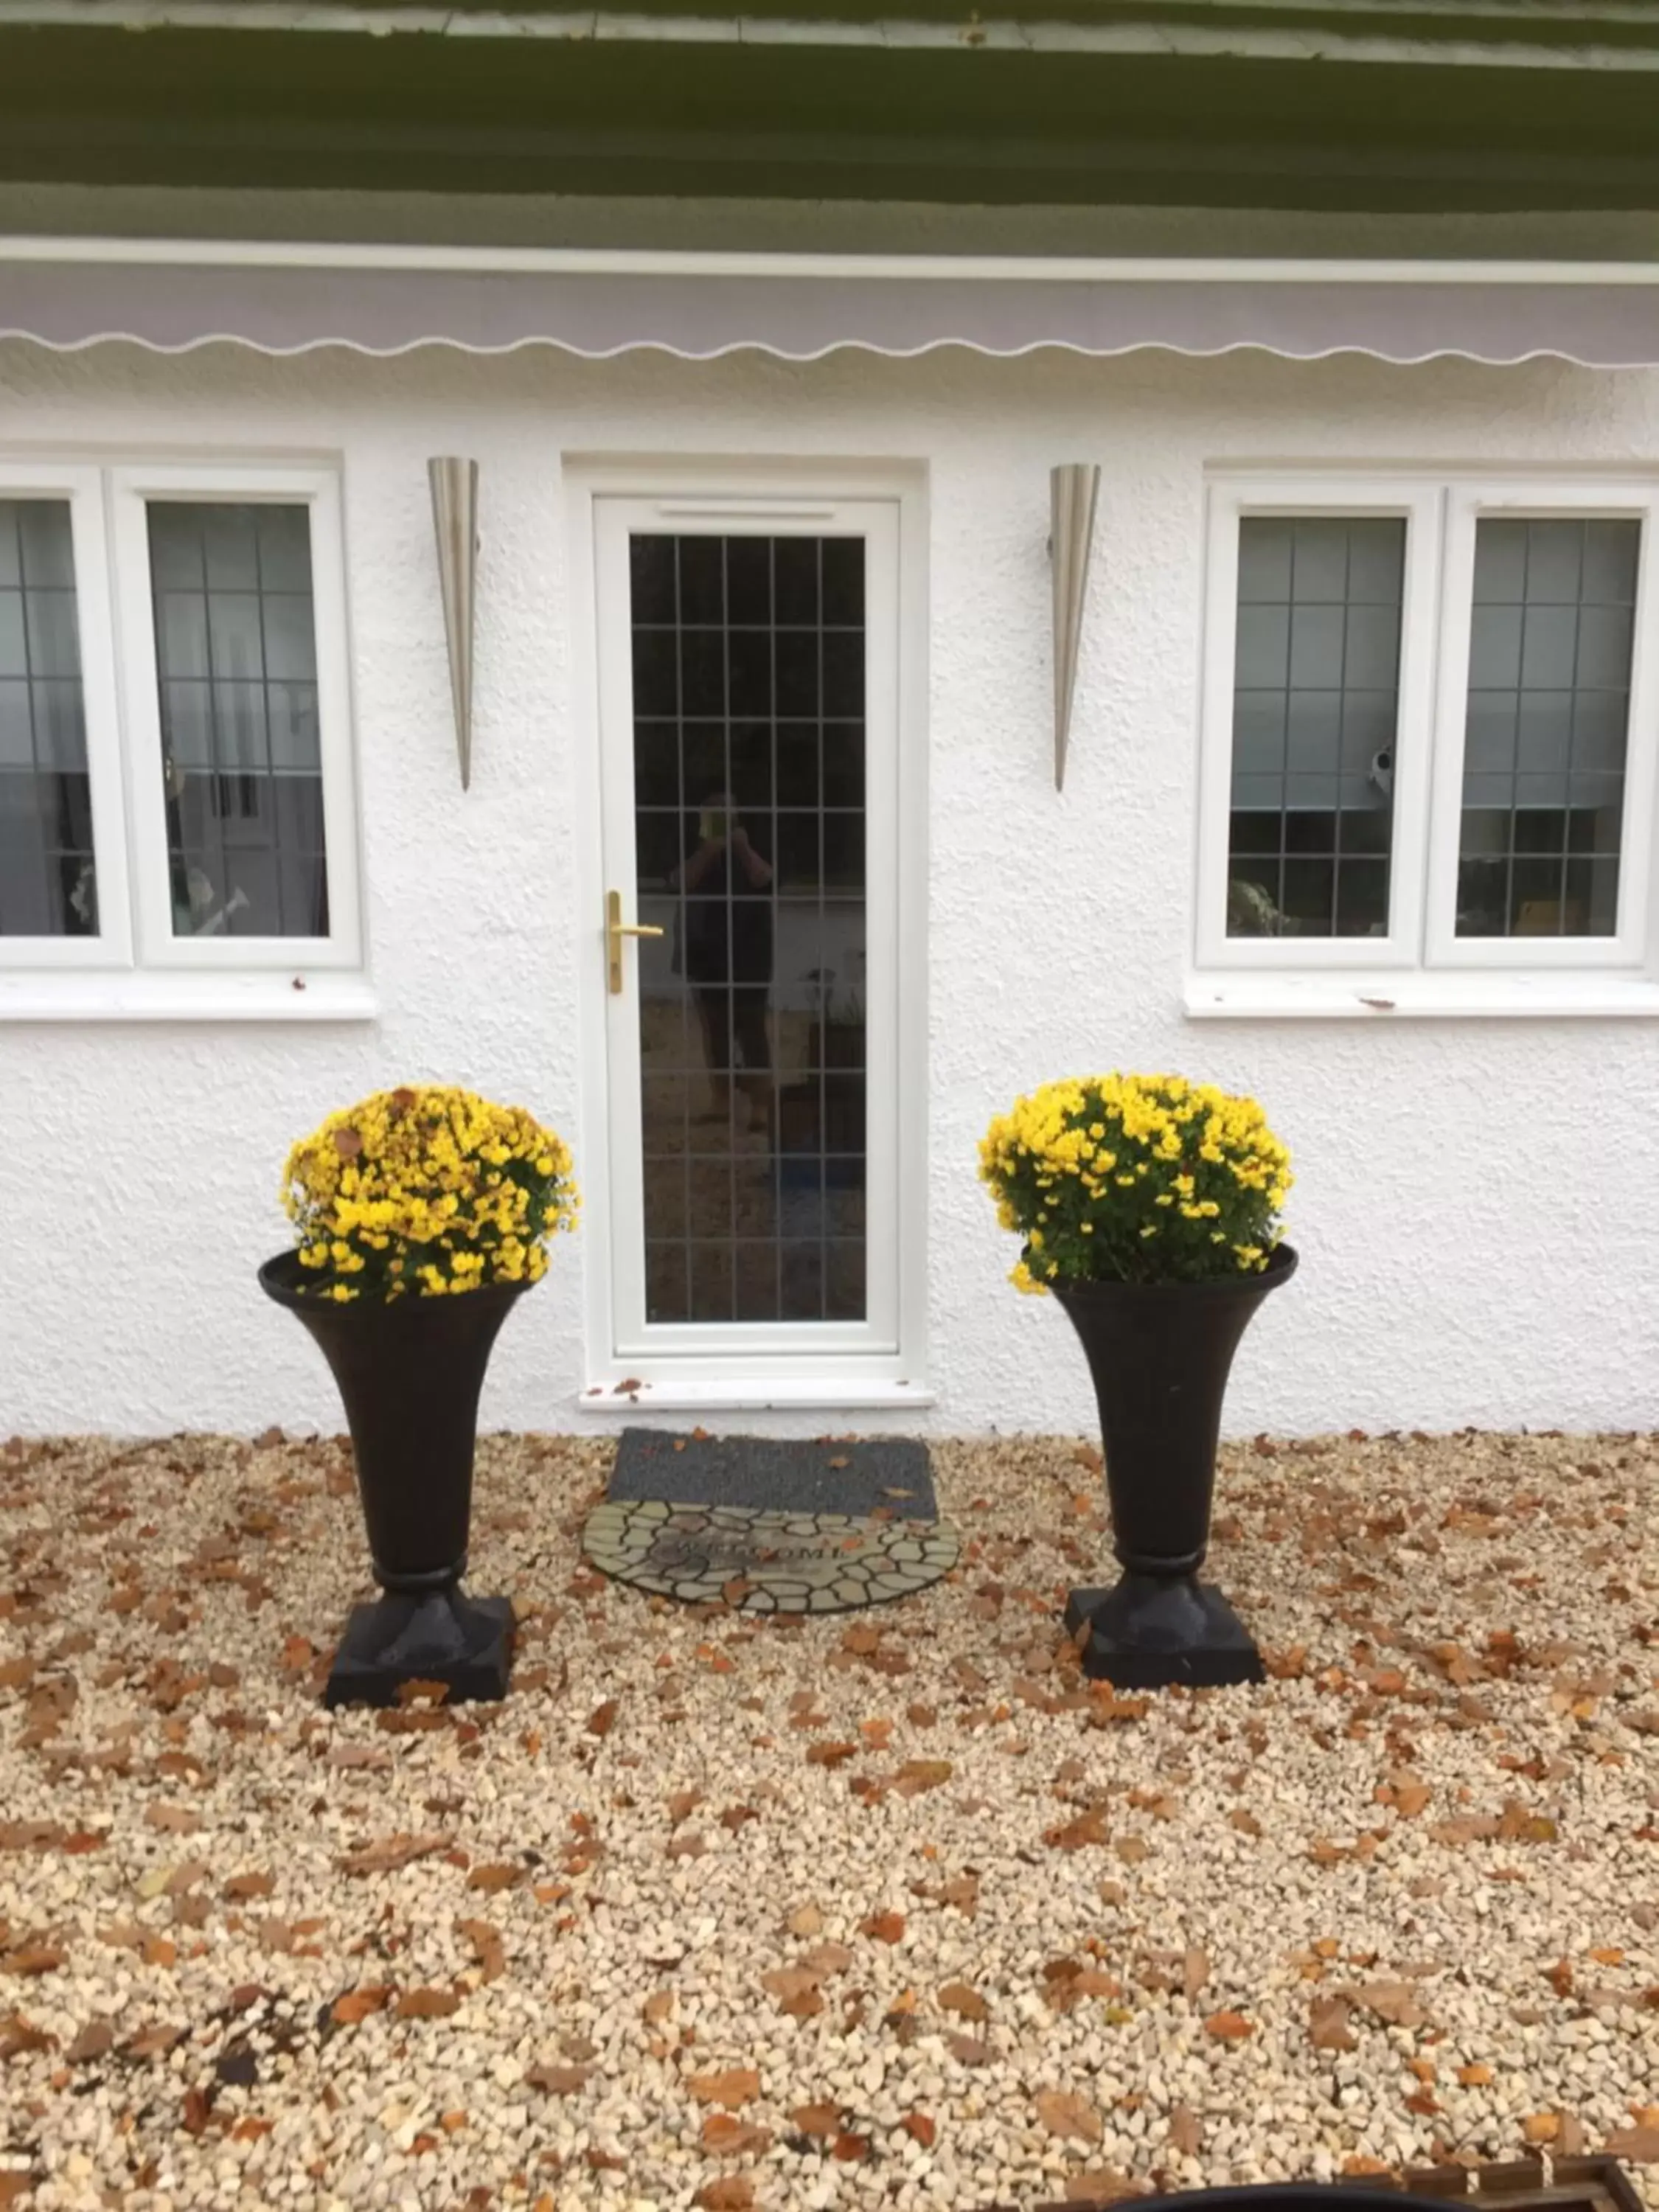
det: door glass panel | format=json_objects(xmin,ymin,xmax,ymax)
[{"xmin": 630, "ymin": 532, "xmax": 867, "ymax": 1325}]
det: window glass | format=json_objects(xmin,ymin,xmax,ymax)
[
  {"xmin": 0, "ymin": 498, "xmax": 96, "ymax": 937},
  {"xmin": 1456, "ymin": 517, "xmax": 1637, "ymax": 939},
  {"xmin": 1227, "ymin": 516, "xmax": 1405, "ymax": 939},
  {"xmin": 147, "ymin": 501, "xmax": 327, "ymax": 939}
]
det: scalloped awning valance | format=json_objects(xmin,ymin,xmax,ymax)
[{"xmin": 6, "ymin": 247, "xmax": 1659, "ymax": 366}]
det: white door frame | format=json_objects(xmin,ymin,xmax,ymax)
[{"xmin": 566, "ymin": 456, "xmax": 930, "ymax": 1413}]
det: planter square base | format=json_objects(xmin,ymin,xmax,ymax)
[
  {"xmin": 1065, "ymin": 1573, "xmax": 1265, "ymax": 1689},
  {"xmin": 324, "ymin": 1588, "xmax": 515, "ymax": 1709}
]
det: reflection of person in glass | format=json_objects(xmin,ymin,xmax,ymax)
[{"xmin": 673, "ymin": 790, "xmax": 775, "ymax": 1126}]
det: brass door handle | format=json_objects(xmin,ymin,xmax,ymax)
[{"xmin": 607, "ymin": 888, "xmax": 665, "ymax": 995}]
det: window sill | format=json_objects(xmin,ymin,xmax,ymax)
[
  {"xmin": 579, "ymin": 1377, "xmax": 936, "ymax": 1416},
  {"xmin": 0, "ymin": 972, "xmax": 380, "ymax": 1022},
  {"xmin": 1184, "ymin": 971, "xmax": 1659, "ymax": 1020}
]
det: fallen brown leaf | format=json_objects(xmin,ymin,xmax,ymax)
[
  {"xmin": 806, "ymin": 1742, "xmax": 858, "ymax": 1769},
  {"xmin": 939, "ymin": 1981, "xmax": 989, "ymax": 2023},
  {"xmin": 1034, "ymin": 2089, "xmax": 1103, "ymax": 2143},
  {"xmin": 466, "ymin": 1863, "xmax": 524, "ymax": 1895},
  {"xmin": 891, "ymin": 1760, "xmax": 953, "ymax": 1797},
  {"xmin": 1064, "ymin": 2174, "xmax": 1145, "ymax": 2205},
  {"xmin": 689, "ymin": 2067, "xmax": 761, "ymax": 2110},
  {"xmin": 0, "ymin": 2011, "xmax": 54, "ymax": 2060},
  {"xmin": 456, "ymin": 1919, "xmax": 504, "ymax": 1983},
  {"xmin": 1348, "ymin": 1980, "xmax": 1427, "ymax": 2029},
  {"xmin": 861, "ymin": 1911, "xmax": 905, "ymax": 1944},
  {"xmin": 692, "ymin": 2180, "xmax": 754, "ymax": 2211},
  {"xmin": 1168, "ymin": 2104, "xmax": 1203, "ymax": 2156},
  {"xmin": 122, "ymin": 2022, "xmax": 186, "ymax": 2059},
  {"xmin": 330, "ymin": 1986, "xmax": 393, "ymax": 2025},
  {"xmin": 760, "ymin": 1968, "xmax": 824, "ymax": 2019},
  {"xmin": 396, "ymin": 1989, "xmax": 460, "ymax": 2020},
  {"xmin": 66, "ymin": 2020, "xmax": 114, "ymax": 2063},
  {"xmin": 335, "ymin": 1833, "xmax": 447, "ymax": 1877},
  {"xmin": 0, "ymin": 1947, "xmax": 65, "ymax": 1978},
  {"xmin": 1204, "ymin": 2009, "xmax": 1254, "ymax": 2041},
  {"xmin": 700, "ymin": 2115, "xmax": 771, "ymax": 2156},
  {"xmin": 1044, "ymin": 1807, "xmax": 1110, "ymax": 1851},
  {"xmin": 222, "ymin": 1871, "xmax": 274, "ymax": 1901},
  {"xmin": 797, "ymin": 1942, "xmax": 853, "ymax": 1975},
  {"xmin": 791, "ymin": 2102, "xmax": 841, "ymax": 2138}
]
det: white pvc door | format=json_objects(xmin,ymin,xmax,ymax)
[{"xmin": 591, "ymin": 492, "xmax": 902, "ymax": 1387}]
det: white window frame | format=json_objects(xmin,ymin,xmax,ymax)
[
  {"xmin": 1424, "ymin": 479, "xmax": 1659, "ymax": 975},
  {"xmin": 0, "ymin": 463, "xmax": 132, "ymax": 972},
  {"xmin": 567, "ymin": 456, "xmax": 931, "ymax": 1413},
  {"xmin": 110, "ymin": 463, "xmax": 363, "ymax": 975},
  {"xmin": 1192, "ymin": 468, "xmax": 1659, "ymax": 1019},
  {"xmin": 0, "ymin": 457, "xmax": 370, "ymax": 1020}
]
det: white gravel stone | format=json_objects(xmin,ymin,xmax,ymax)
[{"xmin": 1, "ymin": 1429, "xmax": 1658, "ymax": 2209}]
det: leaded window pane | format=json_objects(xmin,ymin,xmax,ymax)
[
  {"xmin": 147, "ymin": 501, "xmax": 328, "ymax": 939},
  {"xmin": 1457, "ymin": 518, "xmax": 1638, "ymax": 939},
  {"xmin": 0, "ymin": 498, "xmax": 96, "ymax": 938},
  {"xmin": 1226, "ymin": 515, "xmax": 1404, "ymax": 939}
]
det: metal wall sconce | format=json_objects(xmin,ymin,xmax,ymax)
[
  {"xmin": 1049, "ymin": 462, "xmax": 1100, "ymax": 792},
  {"xmin": 428, "ymin": 457, "xmax": 479, "ymax": 790}
]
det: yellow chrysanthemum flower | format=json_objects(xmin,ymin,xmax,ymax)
[
  {"xmin": 979, "ymin": 1073, "xmax": 1290, "ymax": 1290},
  {"xmin": 282, "ymin": 1085, "xmax": 579, "ymax": 1302}
]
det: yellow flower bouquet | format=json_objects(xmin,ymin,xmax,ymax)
[
  {"xmin": 282, "ymin": 1084, "xmax": 578, "ymax": 1302},
  {"xmin": 978, "ymin": 1072, "xmax": 1290, "ymax": 1291}
]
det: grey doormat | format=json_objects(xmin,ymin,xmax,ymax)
[
  {"xmin": 607, "ymin": 1430, "xmax": 938, "ymax": 1520},
  {"xmin": 583, "ymin": 1431, "xmax": 956, "ymax": 1615}
]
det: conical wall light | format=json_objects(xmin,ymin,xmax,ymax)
[
  {"xmin": 1050, "ymin": 462, "xmax": 1100, "ymax": 792},
  {"xmin": 429, "ymin": 457, "xmax": 479, "ymax": 790}
]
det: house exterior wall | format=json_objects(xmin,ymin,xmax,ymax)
[{"xmin": 3, "ymin": 334, "xmax": 1658, "ymax": 1440}]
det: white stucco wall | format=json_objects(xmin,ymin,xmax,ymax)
[{"xmin": 3, "ymin": 335, "xmax": 1658, "ymax": 1440}]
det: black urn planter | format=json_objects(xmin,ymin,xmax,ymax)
[
  {"xmin": 1053, "ymin": 1244, "xmax": 1296, "ymax": 1688},
  {"xmin": 260, "ymin": 1251, "xmax": 528, "ymax": 1708}
]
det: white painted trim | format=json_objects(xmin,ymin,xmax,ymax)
[
  {"xmin": 106, "ymin": 461, "xmax": 364, "ymax": 973},
  {"xmin": 1184, "ymin": 970, "xmax": 1659, "ymax": 1018},
  {"xmin": 6, "ymin": 0, "xmax": 1659, "ymax": 71},
  {"xmin": 1424, "ymin": 478, "xmax": 1659, "ymax": 971},
  {"xmin": 2, "ymin": 0, "xmax": 1655, "ymax": 70},
  {"xmin": 0, "ymin": 463, "xmax": 133, "ymax": 970},
  {"xmin": 576, "ymin": 1378, "xmax": 938, "ymax": 1416},
  {"xmin": 0, "ymin": 970, "xmax": 378, "ymax": 1019},
  {"xmin": 10, "ymin": 235, "xmax": 1659, "ymax": 288},
  {"xmin": 568, "ymin": 456, "xmax": 928, "ymax": 1394},
  {"xmin": 1194, "ymin": 475, "xmax": 1441, "ymax": 973}
]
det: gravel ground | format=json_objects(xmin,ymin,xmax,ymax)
[{"xmin": 2, "ymin": 1427, "xmax": 1658, "ymax": 2212}]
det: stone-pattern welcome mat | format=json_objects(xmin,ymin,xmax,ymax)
[{"xmin": 582, "ymin": 1431, "xmax": 957, "ymax": 1614}]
